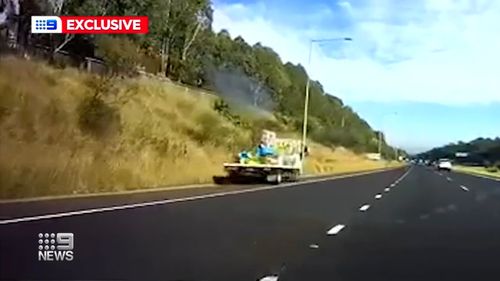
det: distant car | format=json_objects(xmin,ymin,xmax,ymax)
[{"xmin": 437, "ymin": 159, "xmax": 452, "ymax": 171}]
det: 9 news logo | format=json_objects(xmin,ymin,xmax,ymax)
[
  {"xmin": 37, "ymin": 232, "xmax": 74, "ymax": 262},
  {"xmin": 30, "ymin": 15, "xmax": 148, "ymax": 34},
  {"xmin": 31, "ymin": 16, "xmax": 62, "ymax": 33}
]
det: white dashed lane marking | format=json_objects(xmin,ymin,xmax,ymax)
[
  {"xmin": 447, "ymin": 177, "xmax": 453, "ymax": 181},
  {"xmin": 460, "ymin": 185, "xmax": 470, "ymax": 192},
  {"xmin": 327, "ymin": 224, "xmax": 346, "ymax": 235},
  {"xmin": 384, "ymin": 188, "xmax": 390, "ymax": 192},
  {"xmin": 260, "ymin": 276, "xmax": 279, "ymax": 281},
  {"xmin": 359, "ymin": 204, "xmax": 370, "ymax": 212},
  {"xmin": 375, "ymin": 194, "xmax": 382, "ymax": 199}
]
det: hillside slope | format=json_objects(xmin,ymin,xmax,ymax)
[
  {"xmin": 0, "ymin": 58, "xmax": 394, "ymax": 199},
  {"xmin": 14, "ymin": 0, "xmax": 399, "ymax": 157}
]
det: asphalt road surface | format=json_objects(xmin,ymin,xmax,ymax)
[{"xmin": 2, "ymin": 166, "xmax": 500, "ymax": 281}]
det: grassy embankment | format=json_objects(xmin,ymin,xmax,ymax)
[
  {"xmin": 453, "ymin": 165, "xmax": 500, "ymax": 179},
  {"xmin": 0, "ymin": 57, "xmax": 399, "ymax": 200}
]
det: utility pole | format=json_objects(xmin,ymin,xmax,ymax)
[
  {"xmin": 378, "ymin": 131, "xmax": 383, "ymax": 156},
  {"xmin": 301, "ymin": 37, "xmax": 352, "ymax": 164}
]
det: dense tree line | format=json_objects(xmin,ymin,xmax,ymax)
[
  {"xmin": 418, "ymin": 138, "xmax": 500, "ymax": 166},
  {"xmin": 16, "ymin": 0, "xmax": 397, "ymax": 156}
]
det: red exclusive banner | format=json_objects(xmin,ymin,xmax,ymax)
[{"xmin": 60, "ymin": 16, "xmax": 148, "ymax": 34}]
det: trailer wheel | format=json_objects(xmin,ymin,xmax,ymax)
[
  {"xmin": 266, "ymin": 171, "xmax": 283, "ymax": 184},
  {"xmin": 276, "ymin": 171, "xmax": 282, "ymax": 184}
]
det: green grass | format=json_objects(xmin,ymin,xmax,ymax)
[{"xmin": 453, "ymin": 165, "xmax": 500, "ymax": 179}]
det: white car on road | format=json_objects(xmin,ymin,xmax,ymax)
[{"xmin": 437, "ymin": 159, "xmax": 452, "ymax": 171}]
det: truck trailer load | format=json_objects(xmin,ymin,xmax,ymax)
[{"xmin": 223, "ymin": 130, "xmax": 304, "ymax": 184}]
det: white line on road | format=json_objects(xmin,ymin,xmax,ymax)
[
  {"xmin": 0, "ymin": 168, "xmax": 407, "ymax": 225},
  {"xmin": 260, "ymin": 276, "xmax": 279, "ymax": 281},
  {"xmin": 391, "ymin": 167, "xmax": 412, "ymax": 187},
  {"xmin": 375, "ymin": 194, "xmax": 382, "ymax": 199},
  {"xmin": 327, "ymin": 224, "xmax": 346, "ymax": 235},
  {"xmin": 460, "ymin": 185, "xmax": 470, "ymax": 192},
  {"xmin": 309, "ymin": 244, "xmax": 319, "ymax": 249},
  {"xmin": 447, "ymin": 177, "xmax": 453, "ymax": 181},
  {"xmin": 456, "ymin": 171, "xmax": 500, "ymax": 182},
  {"xmin": 359, "ymin": 204, "xmax": 371, "ymax": 212},
  {"xmin": 381, "ymin": 168, "xmax": 412, "ymax": 193}
]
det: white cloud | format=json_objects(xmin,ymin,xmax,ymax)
[{"xmin": 212, "ymin": 0, "xmax": 500, "ymax": 105}]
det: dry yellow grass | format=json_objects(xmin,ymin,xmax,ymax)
[
  {"xmin": 0, "ymin": 57, "xmax": 247, "ymax": 199},
  {"xmin": 0, "ymin": 57, "xmax": 401, "ymax": 200},
  {"xmin": 453, "ymin": 165, "xmax": 500, "ymax": 179},
  {"xmin": 304, "ymin": 143, "xmax": 402, "ymax": 175}
]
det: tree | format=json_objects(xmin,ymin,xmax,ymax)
[{"xmin": 18, "ymin": 0, "xmax": 390, "ymax": 154}]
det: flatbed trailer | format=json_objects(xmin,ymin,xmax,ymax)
[
  {"xmin": 223, "ymin": 131, "xmax": 304, "ymax": 184},
  {"xmin": 223, "ymin": 162, "xmax": 302, "ymax": 184}
]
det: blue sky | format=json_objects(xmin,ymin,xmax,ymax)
[{"xmin": 211, "ymin": 0, "xmax": 500, "ymax": 153}]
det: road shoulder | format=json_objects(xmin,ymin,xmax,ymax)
[{"xmin": 0, "ymin": 166, "xmax": 407, "ymax": 223}]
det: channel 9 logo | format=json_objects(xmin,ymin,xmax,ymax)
[
  {"xmin": 37, "ymin": 232, "xmax": 74, "ymax": 262},
  {"xmin": 31, "ymin": 16, "xmax": 62, "ymax": 33}
]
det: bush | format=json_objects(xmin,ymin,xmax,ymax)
[
  {"xmin": 486, "ymin": 166, "xmax": 499, "ymax": 173},
  {"xmin": 77, "ymin": 95, "xmax": 121, "ymax": 138},
  {"xmin": 95, "ymin": 35, "xmax": 142, "ymax": 75},
  {"xmin": 186, "ymin": 112, "xmax": 227, "ymax": 146},
  {"xmin": 495, "ymin": 161, "xmax": 500, "ymax": 170},
  {"xmin": 212, "ymin": 98, "xmax": 252, "ymax": 128}
]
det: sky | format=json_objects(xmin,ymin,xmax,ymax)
[{"xmin": 211, "ymin": 0, "xmax": 500, "ymax": 153}]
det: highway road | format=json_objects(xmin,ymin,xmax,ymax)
[{"xmin": 1, "ymin": 165, "xmax": 500, "ymax": 281}]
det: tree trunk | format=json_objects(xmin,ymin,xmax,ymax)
[
  {"xmin": 160, "ymin": 38, "xmax": 165, "ymax": 74},
  {"xmin": 181, "ymin": 21, "xmax": 201, "ymax": 61},
  {"xmin": 165, "ymin": 51, "xmax": 172, "ymax": 77},
  {"xmin": 53, "ymin": 33, "xmax": 74, "ymax": 54},
  {"xmin": 163, "ymin": 0, "xmax": 172, "ymax": 77}
]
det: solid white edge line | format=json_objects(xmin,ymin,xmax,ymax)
[
  {"xmin": 327, "ymin": 224, "xmax": 346, "ymax": 235},
  {"xmin": 460, "ymin": 185, "xmax": 470, "ymax": 192},
  {"xmin": 455, "ymin": 170, "xmax": 500, "ymax": 182},
  {"xmin": 359, "ymin": 204, "xmax": 371, "ymax": 211},
  {"xmin": 0, "ymin": 167, "xmax": 402, "ymax": 204},
  {"xmin": 0, "ymin": 167, "xmax": 407, "ymax": 225}
]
